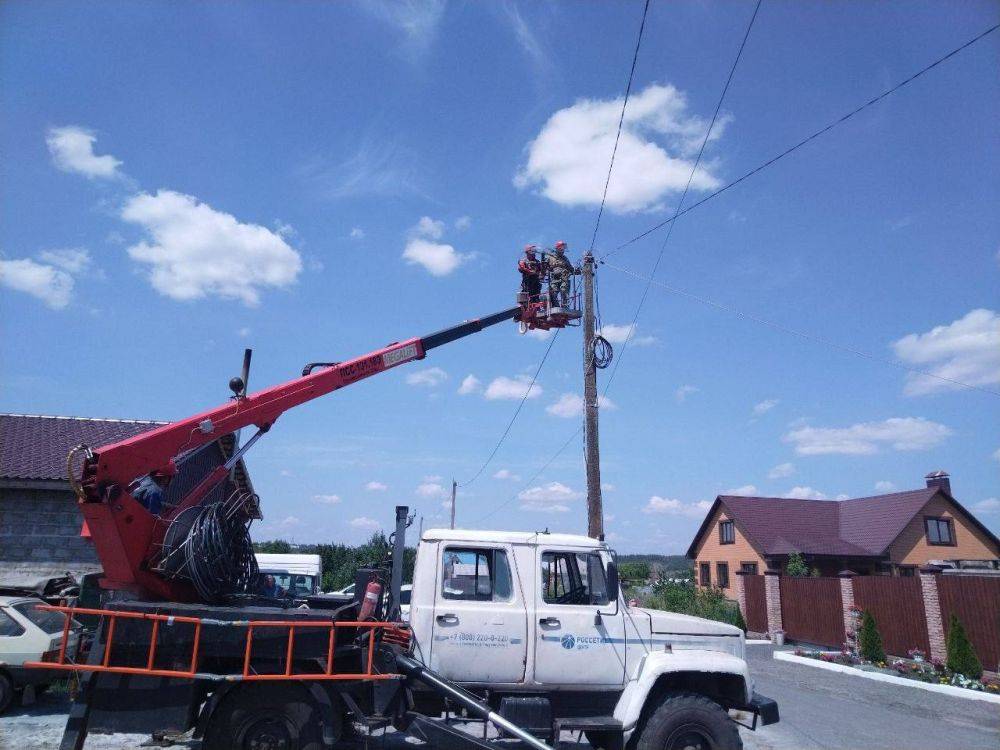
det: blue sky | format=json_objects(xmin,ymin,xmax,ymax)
[{"xmin": 2, "ymin": 1, "xmax": 998, "ymax": 552}]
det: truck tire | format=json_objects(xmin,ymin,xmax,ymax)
[
  {"xmin": 0, "ymin": 672, "xmax": 13, "ymax": 714},
  {"xmin": 202, "ymin": 683, "xmax": 340, "ymax": 750},
  {"xmin": 636, "ymin": 692, "xmax": 741, "ymax": 750}
]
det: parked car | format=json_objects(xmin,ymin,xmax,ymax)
[{"xmin": 0, "ymin": 595, "xmax": 82, "ymax": 713}]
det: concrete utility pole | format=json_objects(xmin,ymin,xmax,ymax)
[
  {"xmin": 450, "ymin": 479, "xmax": 457, "ymax": 529},
  {"xmin": 581, "ymin": 251, "xmax": 604, "ymax": 538}
]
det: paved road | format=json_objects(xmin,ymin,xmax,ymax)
[
  {"xmin": 740, "ymin": 644, "xmax": 999, "ymax": 750},
  {"xmin": 3, "ymin": 648, "xmax": 997, "ymax": 750}
]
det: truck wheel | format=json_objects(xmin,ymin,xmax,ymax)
[
  {"xmin": 203, "ymin": 683, "xmax": 340, "ymax": 750},
  {"xmin": 636, "ymin": 692, "xmax": 741, "ymax": 750},
  {"xmin": 0, "ymin": 673, "xmax": 13, "ymax": 714}
]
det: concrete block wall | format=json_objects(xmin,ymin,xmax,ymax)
[{"xmin": 0, "ymin": 486, "xmax": 99, "ymax": 578}]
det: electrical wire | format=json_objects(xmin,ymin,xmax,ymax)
[
  {"xmin": 589, "ymin": 0, "xmax": 652, "ymax": 254},
  {"xmin": 601, "ymin": 21, "xmax": 1000, "ymax": 261},
  {"xmin": 603, "ymin": 259, "xmax": 1000, "ymax": 398},
  {"xmin": 603, "ymin": 0, "xmax": 762, "ymax": 396},
  {"xmin": 459, "ymin": 329, "xmax": 560, "ymax": 487}
]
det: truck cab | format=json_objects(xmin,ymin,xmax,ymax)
[{"xmin": 409, "ymin": 529, "xmax": 777, "ymax": 748}]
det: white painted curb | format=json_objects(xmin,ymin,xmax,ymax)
[
  {"xmin": 773, "ymin": 651, "xmax": 1000, "ymax": 704},
  {"xmin": 745, "ymin": 639, "xmax": 772, "ymax": 645}
]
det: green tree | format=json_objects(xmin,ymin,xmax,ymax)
[
  {"xmin": 734, "ymin": 605, "xmax": 748, "ymax": 634},
  {"xmin": 254, "ymin": 539, "xmax": 292, "ymax": 554},
  {"xmin": 785, "ymin": 552, "xmax": 809, "ymax": 577},
  {"xmin": 857, "ymin": 610, "xmax": 885, "ymax": 663},
  {"xmin": 946, "ymin": 615, "xmax": 982, "ymax": 679},
  {"xmin": 618, "ymin": 561, "xmax": 651, "ymax": 583}
]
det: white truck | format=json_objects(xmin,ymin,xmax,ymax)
[
  {"xmin": 29, "ymin": 508, "xmax": 776, "ymax": 750},
  {"xmin": 255, "ymin": 552, "xmax": 323, "ymax": 598}
]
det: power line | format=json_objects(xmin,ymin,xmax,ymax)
[
  {"xmin": 603, "ymin": 259, "xmax": 1000, "ymax": 398},
  {"xmin": 477, "ymin": 426, "xmax": 582, "ymax": 524},
  {"xmin": 600, "ymin": 22, "xmax": 1000, "ymax": 260},
  {"xmin": 589, "ymin": 0, "xmax": 653, "ymax": 254},
  {"xmin": 459, "ymin": 330, "xmax": 559, "ymax": 487},
  {"xmin": 459, "ymin": 0, "xmax": 653, "ymax": 490},
  {"xmin": 603, "ymin": 0, "xmax": 762, "ymax": 395}
]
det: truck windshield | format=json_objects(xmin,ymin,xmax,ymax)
[{"xmin": 263, "ymin": 572, "xmax": 315, "ymax": 597}]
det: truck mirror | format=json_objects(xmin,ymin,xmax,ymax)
[{"xmin": 606, "ymin": 560, "xmax": 620, "ymax": 602}]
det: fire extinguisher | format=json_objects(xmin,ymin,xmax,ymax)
[{"xmin": 358, "ymin": 579, "xmax": 382, "ymax": 621}]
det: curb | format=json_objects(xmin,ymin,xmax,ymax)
[
  {"xmin": 745, "ymin": 639, "xmax": 772, "ymax": 645},
  {"xmin": 773, "ymin": 651, "xmax": 1000, "ymax": 704}
]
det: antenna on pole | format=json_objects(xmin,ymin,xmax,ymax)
[{"xmin": 582, "ymin": 252, "xmax": 604, "ymax": 538}]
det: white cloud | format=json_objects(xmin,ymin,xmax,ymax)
[
  {"xmin": 350, "ymin": 516, "xmax": 380, "ymax": 530},
  {"xmin": 545, "ymin": 392, "xmax": 617, "ymax": 418},
  {"xmin": 238, "ymin": 327, "xmax": 251, "ymax": 338},
  {"xmin": 361, "ymin": 0, "xmax": 446, "ymax": 58},
  {"xmin": 484, "ymin": 375, "xmax": 542, "ymax": 401},
  {"xmin": 493, "ymin": 469, "xmax": 521, "ymax": 481},
  {"xmin": 416, "ymin": 482, "xmax": 448, "ymax": 499},
  {"xmin": 973, "ymin": 498, "xmax": 999, "ymax": 514},
  {"xmin": 784, "ymin": 486, "xmax": 828, "ymax": 501},
  {"xmin": 0, "ymin": 258, "xmax": 74, "ymax": 309},
  {"xmin": 278, "ymin": 515, "xmax": 301, "ymax": 527},
  {"xmin": 406, "ymin": 367, "xmax": 447, "ymax": 387},
  {"xmin": 724, "ymin": 485, "xmax": 757, "ymax": 496},
  {"xmin": 515, "ymin": 84, "xmax": 726, "ymax": 213},
  {"xmin": 312, "ymin": 494, "xmax": 341, "ymax": 505},
  {"xmin": 601, "ymin": 483, "xmax": 616, "ymax": 492},
  {"xmin": 753, "ymin": 399, "xmax": 779, "ymax": 416},
  {"xmin": 784, "ymin": 417, "xmax": 952, "ymax": 455},
  {"xmin": 642, "ymin": 496, "xmax": 712, "ymax": 518},
  {"xmin": 675, "ymin": 385, "xmax": 699, "ymax": 403},
  {"xmin": 994, "ymin": 448, "xmax": 1000, "ymax": 464},
  {"xmin": 350, "ymin": 227, "xmax": 365, "ymax": 240},
  {"xmin": 46, "ymin": 125, "xmax": 122, "ymax": 179},
  {"xmin": 37, "ymin": 248, "xmax": 92, "ymax": 274},
  {"xmin": 892, "ymin": 309, "xmax": 1000, "ymax": 395},
  {"xmin": 518, "ymin": 482, "xmax": 581, "ymax": 512},
  {"xmin": 454, "ymin": 216, "xmax": 472, "ymax": 231},
  {"xmin": 768, "ymin": 462, "xmax": 795, "ymax": 479},
  {"xmin": 525, "ymin": 327, "xmax": 554, "ymax": 341},
  {"xmin": 402, "ymin": 216, "xmax": 469, "ymax": 276},
  {"xmin": 874, "ymin": 481, "xmax": 897, "ymax": 493},
  {"xmin": 365, "ymin": 481, "xmax": 388, "ymax": 492},
  {"xmin": 458, "ymin": 374, "xmax": 482, "ymax": 395},
  {"xmin": 121, "ymin": 190, "xmax": 302, "ymax": 306},
  {"xmin": 597, "ymin": 323, "xmax": 656, "ymax": 346}
]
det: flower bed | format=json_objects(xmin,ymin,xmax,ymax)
[{"xmin": 792, "ymin": 649, "xmax": 1000, "ymax": 694}]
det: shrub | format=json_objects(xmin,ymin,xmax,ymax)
[
  {"xmin": 857, "ymin": 610, "xmax": 885, "ymax": 663},
  {"xmin": 946, "ymin": 615, "xmax": 982, "ymax": 679},
  {"xmin": 643, "ymin": 580, "xmax": 742, "ymax": 628},
  {"xmin": 785, "ymin": 552, "xmax": 809, "ymax": 577},
  {"xmin": 734, "ymin": 605, "xmax": 748, "ymax": 634}
]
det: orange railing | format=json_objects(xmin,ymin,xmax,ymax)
[{"xmin": 24, "ymin": 605, "xmax": 409, "ymax": 682}]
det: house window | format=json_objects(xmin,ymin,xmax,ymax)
[
  {"xmin": 442, "ymin": 548, "xmax": 513, "ymax": 601},
  {"xmin": 740, "ymin": 561, "xmax": 758, "ymax": 575},
  {"xmin": 719, "ymin": 520, "xmax": 735, "ymax": 545},
  {"xmin": 897, "ymin": 566, "xmax": 916, "ymax": 578},
  {"xmin": 699, "ymin": 562, "xmax": 711, "ymax": 587},
  {"xmin": 924, "ymin": 517, "xmax": 955, "ymax": 546},
  {"xmin": 716, "ymin": 563, "xmax": 730, "ymax": 589}
]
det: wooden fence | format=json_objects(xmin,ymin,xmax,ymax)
[
  {"xmin": 742, "ymin": 574, "xmax": 768, "ymax": 633},
  {"xmin": 937, "ymin": 576, "xmax": 1000, "ymax": 673},
  {"xmin": 852, "ymin": 576, "xmax": 930, "ymax": 658},
  {"xmin": 780, "ymin": 576, "xmax": 845, "ymax": 648}
]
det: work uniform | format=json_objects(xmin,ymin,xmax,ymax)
[
  {"xmin": 518, "ymin": 255, "xmax": 542, "ymax": 301},
  {"xmin": 547, "ymin": 251, "xmax": 577, "ymax": 308}
]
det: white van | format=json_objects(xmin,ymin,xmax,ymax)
[{"xmin": 254, "ymin": 553, "xmax": 322, "ymax": 598}]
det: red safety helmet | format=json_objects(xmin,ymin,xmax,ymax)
[
  {"xmin": 524, "ymin": 244, "xmax": 538, "ymax": 255},
  {"xmin": 554, "ymin": 240, "xmax": 568, "ymax": 251}
]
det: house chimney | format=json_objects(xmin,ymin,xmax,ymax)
[{"xmin": 925, "ymin": 470, "xmax": 951, "ymax": 495}]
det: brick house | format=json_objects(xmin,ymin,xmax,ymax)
[
  {"xmin": 687, "ymin": 472, "xmax": 1000, "ymax": 593},
  {"xmin": 0, "ymin": 413, "xmax": 253, "ymax": 585}
]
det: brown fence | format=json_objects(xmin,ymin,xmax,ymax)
[
  {"xmin": 853, "ymin": 576, "xmax": 929, "ymax": 658},
  {"xmin": 780, "ymin": 576, "xmax": 845, "ymax": 647},
  {"xmin": 938, "ymin": 576, "xmax": 1000, "ymax": 673},
  {"xmin": 742, "ymin": 575, "xmax": 768, "ymax": 633}
]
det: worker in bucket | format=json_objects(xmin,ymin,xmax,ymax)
[
  {"xmin": 546, "ymin": 240, "xmax": 579, "ymax": 310},
  {"xmin": 518, "ymin": 244, "xmax": 543, "ymax": 302}
]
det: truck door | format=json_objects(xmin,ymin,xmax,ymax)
[
  {"xmin": 533, "ymin": 549, "xmax": 626, "ymax": 686},
  {"xmin": 429, "ymin": 544, "xmax": 528, "ymax": 683}
]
